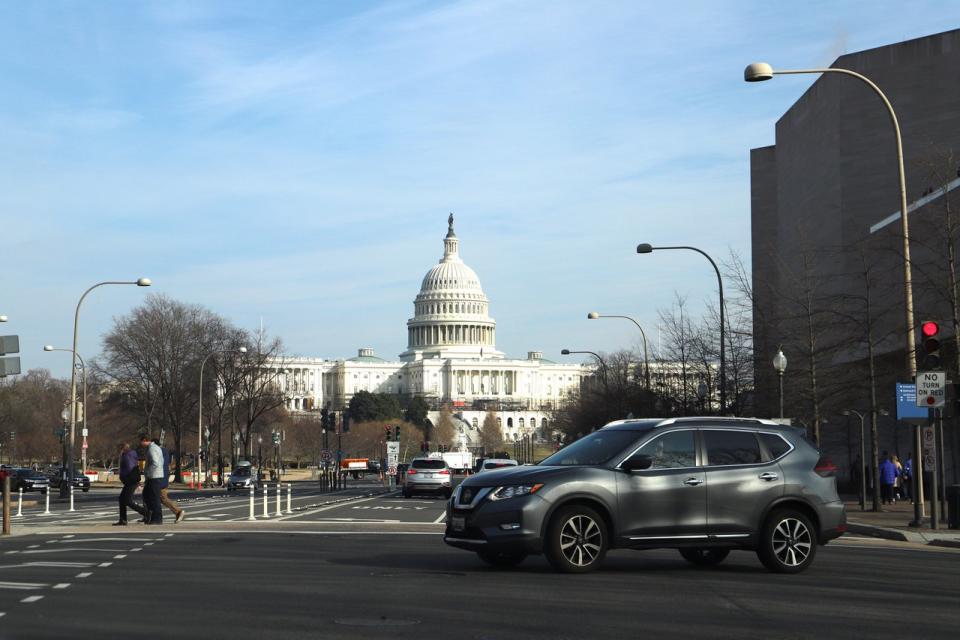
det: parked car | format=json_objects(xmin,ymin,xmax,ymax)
[
  {"xmin": 226, "ymin": 461, "xmax": 261, "ymax": 492},
  {"xmin": 11, "ymin": 468, "xmax": 50, "ymax": 494},
  {"xmin": 444, "ymin": 417, "xmax": 846, "ymax": 574},
  {"xmin": 403, "ymin": 458, "xmax": 452, "ymax": 498},
  {"xmin": 477, "ymin": 458, "xmax": 518, "ymax": 473},
  {"xmin": 48, "ymin": 468, "xmax": 91, "ymax": 492}
]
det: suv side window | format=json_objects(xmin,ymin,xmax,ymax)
[
  {"xmin": 759, "ymin": 432, "xmax": 791, "ymax": 460},
  {"xmin": 702, "ymin": 430, "xmax": 762, "ymax": 466},
  {"xmin": 634, "ymin": 430, "xmax": 696, "ymax": 469}
]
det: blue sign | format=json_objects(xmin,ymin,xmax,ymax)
[{"xmin": 896, "ymin": 383, "xmax": 928, "ymax": 421}]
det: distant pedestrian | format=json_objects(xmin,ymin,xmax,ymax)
[
  {"xmin": 902, "ymin": 453, "xmax": 913, "ymax": 502},
  {"xmin": 114, "ymin": 442, "xmax": 146, "ymax": 526},
  {"xmin": 140, "ymin": 433, "xmax": 164, "ymax": 524},
  {"xmin": 153, "ymin": 438, "xmax": 185, "ymax": 524},
  {"xmin": 878, "ymin": 451, "xmax": 899, "ymax": 506},
  {"xmin": 892, "ymin": 455, "xmax": 904, "ymax": 501}
]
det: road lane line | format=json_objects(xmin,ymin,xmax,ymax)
[
  {"xmin": 432, "ymin": 512, "xmax": 446, "ymax": 524},
  {"xmin": 75, "ymin": 572, "xmax": 93, "ymax": 578},
  {"xmin": 276, "ymin": 495, "xmax": 383, "ymax": 521},
  {"xmin": 98, "ymin": 562, "xmax": 112, "ymax": 567},
  {"xmin": 52, "ymin": 583, "xmax": 70, "ymax": 589},
  {"xmin": 0, "ymin": 582, "xmax": 47, "ymax": 590},
  {"xmin": 20, "ymin": 595, "xmax": 44, "ymax": 603},
  {"xmin": 113, "ymin": 554, "xmax": 126, "ymax": 559},
  {"xmin": 130, "ymin": 548, "xmax": 142, "ymax": 552}
]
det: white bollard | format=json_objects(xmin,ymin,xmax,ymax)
[
  {"xmin": 285, "ymin": 483, "xmax": 292, "ymax": 514},
  {"xmin": 16, "ymin": 489, "xmax": 22, "ymax": 517},
  {"xmin": 262, "ymin": 485, "xmax": 269, "ymax": 518},
  {"xmin": 248, "ymin": 487, "xmax": 255, "ymax": 521},
  {"xmin": 275, "ymin": 483, "xmax": 282, "ymax": 517},
  {"xmin": 69, "ymin": 484, "xmax": 75, "ymax": 512},
  {"xmin": 43, "ymin": 490, "xmax": 50, "ymax": 516}
]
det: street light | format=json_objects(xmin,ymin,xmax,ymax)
[
  {"xmin": 561, "ymin": 349, "xmax": 609, "ymax": 384},
  {"xmin": 586, "ymin": 312, "xmax": 650, "ymax": 388},
  {"xmin": 0, "ymin": 316, "xmax": 7, "ymax": 322},
  {"xmin": 745, "ymin": 61, "xmax": 919, "ymax": 522},
  {"xmin": 43, "ymin": 346, "xmax": 89, "ymax": 473},
  {"xmin": 61, "ymin": 278, "xmax": 150, "ymax": 497},
  {"xmin": 197, "ymin": 346, "xmax": 247, "ymax": 489},
  {"xmin": 637, "ymin": 243, "xmax": 726, "ymax": 412},
  {"xmin": 773, "ymin": 348, "xmax": 787, "ymax": 419}
]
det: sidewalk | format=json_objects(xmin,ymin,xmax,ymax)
[{"xmin": 843, "ymin": 497, "xmax": 960, "ymax": 547}]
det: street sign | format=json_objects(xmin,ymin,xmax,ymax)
[
  {"xmin": 0, "ymin": 357, "xmax": 20, "ymax": 377},
  {"xmin": 922, "ymin": 425, "xmax": 936, "ymax": 468},
  {"xmin": 388, "ymin": 465, "xmax": 397, "ymax": 475},
  {"xmin": 386, "ymin": 441, "xmax": 400, "ymax": 468},
  {"xmin": 320, "ymin": 448, "xmax": 333, "ymax": 463},
  {"xmin": 915, "ymin": 371, "xmax": 946, "ymax": 407},
  {"xmin": 81, "ymin": 428, "xmax": 88, "ymax": 437},
  {"xmin": 0, "ymin": 335, "xmax": 20, "ymax": 355},
  {"xmin": 896, "ymin": 383, "xmax": 928, "ymax": 422}
]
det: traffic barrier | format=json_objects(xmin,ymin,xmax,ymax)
[
  {"xmin": 285, "ymin": 483, "xmax": 292, "ymax": 514},
  {"xmin": 69, "ymin": 485, "xmax": 75, "ymax": 512},
  {"xmin": 261, "ymin": 485, "xmax": 269, "ymax": 518},
  {"xmin": 248, "ymin": 487, "xmax": 255, "ymax": 521},
  {"xmin": 15, "ymin": 489, "xmax": 22, "ymax": 517},
  {"xmin": 274, "ymin": 483, "xmax": 282, "ymax": 517},
  {"xmin": 42, "ymin": 490, "xmax": 50, "ymax": 516}
]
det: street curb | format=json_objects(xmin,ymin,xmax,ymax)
[{"xmin": 847, "ymin": 521, "xmax": 960, "ymax": 547}]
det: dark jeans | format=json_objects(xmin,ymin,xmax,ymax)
[
  {"xmin": 119, "ymin": 483, "xmax": 146, "ymax": 522},
  {"xmin": 901, "ymin": 476, "xmax": 912, "ymax": 500},
  {"xmin": 143, "ymin": 479, "xmax": 163, "ymax": 523},
  {"xmin": 881, "ymin": 483, "xmax": 894, "ymax": 504}
]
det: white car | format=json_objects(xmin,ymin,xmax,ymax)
[{"xmin": 478, "ymin": 458, "xmax": 518, "ymax": 473}]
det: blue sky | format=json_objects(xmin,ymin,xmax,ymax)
[{"xmin": 2, "ymin": 1, "xmax": 959, "ymax": 376}]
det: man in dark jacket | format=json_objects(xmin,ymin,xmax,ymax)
[{"xmin": 115, "ymin": 441, "xmax": 147, "ymax": 526}]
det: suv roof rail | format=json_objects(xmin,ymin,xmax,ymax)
[{"xmin": 656, "ymin": 416, "xmax": 782, "ymax": 427}]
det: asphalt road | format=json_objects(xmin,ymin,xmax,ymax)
[{"xmin": 1, "ymin": 490, "xmax": 958, "ymax": 640}]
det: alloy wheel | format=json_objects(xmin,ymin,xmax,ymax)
[
  {"xmin": 771, "ymin": 517, "xmax": 812, "ymax": 567},
  {"xmin": 559, "ymin": 514, "xmax": 603, "ymax": 567}
]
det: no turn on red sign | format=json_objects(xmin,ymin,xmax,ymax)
[{"xmin": 915, "ymin": 371, "xmax": 946, "ymax": 408}]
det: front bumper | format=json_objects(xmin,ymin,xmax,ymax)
[{"xmin": 443, "ymin": 489, "xmax": 550, "ymax": 554}]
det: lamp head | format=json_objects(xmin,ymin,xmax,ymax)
[
  {"xmin": 744, "ymin": 62, "xmax": 774, "ymax": 82},
  {"xmin": 561, "ymin": 349, "xmax": 571, "ymax": 355},
  {"xmin": 772, "ymin": 348, "xmax": 787, "ymax": 373},
  {"xmin": 636, "ymin": 243, "xmax": 654, "ymax": 254},
  {"xmin": 0, "ymin": 315, "xmax": 7, "ymax": 322},
  {"xmin": 43, "ymin": 345, "xmax": 55, "ymax": 352},
  {"xmin": 879, "ymin": 408, "xmax": 890, "ymax": 416},
  {"xmin": 841, "ymin": 410, "xmax": 851, "ymax": 417},
  {"xmin": 238, "ymin": 347, "xmax": 248, "ymax": 354},
  {"xmin": 587, "ymin": 312, "xmax": 600, "ymax": 320},
  {"xmin": 136, "ymin": 277, "xmax": 152, "ymax": 287}
]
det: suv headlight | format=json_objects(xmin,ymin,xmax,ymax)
[{"xmin": 488, "ymin": 483, "xmax": 543, "ymax": 501}]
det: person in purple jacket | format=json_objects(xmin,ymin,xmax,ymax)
[
  {"xmin": 114, "ymin": 441, "xmax": 147, "ymax": 526},
  {"xmin": 878, "ymin": 451, "xmax": 899, "ymax": 506}
]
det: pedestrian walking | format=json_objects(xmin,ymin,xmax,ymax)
[
  {"xmin": 902, "ymin": 453, "xmax": 913, "ymax": 502},
  {"xmin": 114, "ymin": 442, "xmax": 147, "ymax": 526},
  {"xmin": 893, "ymin": 455, "xmax": 904, "ymax": 501},
  {"xmin": 878, "ymin": 451, "xmax": 899, "ymax": 506},
  {"xmin": 154, "ymin": 438, "xmax": 185, "ymax": 523},
  {"xmin": 140, "ymin": 433, "xmax": 164, "ymax": 524}
]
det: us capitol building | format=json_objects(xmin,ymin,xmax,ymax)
[{"xmin": 267, "ymin": 216, "xmax": 587, "ymax": 443}]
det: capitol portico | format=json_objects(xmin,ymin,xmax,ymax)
[{"xmin": 267, "ymin": 216, "xmax": 587, "ymax": 443}]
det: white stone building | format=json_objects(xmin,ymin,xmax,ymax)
[{"xmin": 267, "ymin": 216, "xmax": 586, "ymax": 442}]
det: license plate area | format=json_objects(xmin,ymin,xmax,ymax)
[{"xmin": 451, "ymin": 516, "xmax": 465, "ymax": 532}]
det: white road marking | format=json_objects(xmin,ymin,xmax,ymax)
[
  {"xmin": 62, "ymin": 534, "xmax": 74, "ymax": 538},
  {"xmin": 164, "ymin": 533, "xmax": 174, "ymax": 537},
  {"xmin": 144, "ymin": 543, "xmax": 154, "ymax": 546},
  {"xmin": 21, "ymin": 548, "xmax": 128, "ymax": 555},
  {"xmin": 52, "ymin": 583, "xmax": 70, "ymax": 589},
  {"xmin": 98, "ymin": 562, "xmax": 112, "ymax": 567},
  {"xmin": 277, "ymin": 495, "xmax": 383, "ymax": 521},
  {"xmin": 76, "ymin": 572, "xmax": 93, "ymax": 578},
  {"xmin": 433, "ymin": 512, "xmax": 447, "ymax": 524},
  {"xmin": 20, "ymin": 595, "xmax": 44, "ymax": 603},
  {"xmin": 27, "ymin": 545, "xmax": 39, "ymax": 549},
  {"xmin": 24, "ymin": 562, "xmax": 96, "ymax": 568},
  {"xmin": 56, "ymin": 537, "xmax": 153, "ymax": 543},
  {"xmin": 0, "ymin": 581, "xmax": 47, "ymax": 590},
  {"xmin": 4, "ymin": 551, "xmax": 18, "ymax": 555},
  {"xmin": 113, "ymin": 554, "xmax": 126, "ymax": 559}
]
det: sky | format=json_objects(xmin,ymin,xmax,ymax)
[{"xmin": 2, "ymin": 1, "xmax": 959, "ymax": 377}]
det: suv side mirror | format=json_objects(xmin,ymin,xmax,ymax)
[{"xmin": 622, "ymin": 454, "xmax": 653, "ymax": 472}]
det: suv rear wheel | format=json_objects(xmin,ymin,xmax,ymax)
[
  {"xmin": 679, "ymin": 548, "xmax": 729, "ymax": 566},
  {"xmin": 545, "ymin": 505, "xmax": 608, "ymax": 573},
  {"xmin": 757, "ymin": 508, "xmax": 817, "ymax": 573}
]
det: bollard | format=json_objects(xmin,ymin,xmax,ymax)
[
  {"xmin": 69, "ymin": 484, "xmax": 75, "ymax": 512},
  {"xmin": 16, "ymin": 489, "xmax": 23, "ymax": 517},
  {"xmin": 262, "ymin": 484, "xmax": 269, "ymax": 518},
  {"xmin": 286, "ymin": 483, "xmax": 292, "ymax": 514},
  {"xmin": 275, "ymin": 483, "xmax": 282, "ymax": 517},
  {"xmin": 2, "ymin": 475, "xmax": 10, "ymax": 535},
  {"xmin": 43, "ymin": 490, "xmax": 50, "ymax": 516},
  {"xmin": 248, "ymin": 487, "xmax": 256, "ymax": 521}
]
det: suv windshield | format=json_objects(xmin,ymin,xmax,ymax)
[
  {"xmin": 540, "ymin": 429, "xmax": 645, "ymax": 466},
  {"xmin": 411, "ymin": 459, "xmax": 446, "ymax": 470},
  {"xmin": 232, "ymin": 467, "xmax": 251, "ymax": 477}
]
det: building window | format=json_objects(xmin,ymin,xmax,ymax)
[{"xmin": 472, "ymin": 418, "xmax": 478, "ymax": 429}]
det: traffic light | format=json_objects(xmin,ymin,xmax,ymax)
[
  {"xmin": 394, "ymin": 424, "xmax": 400, "ymax": 441},
  {"xmin": 342, "ymin": 411, "xmax": 351, "ymax": 433},
  {"xmin": 320, "ymin": 407, "xmax": 329, "ymax": 429},
  {"xmin": 920, "ymin": 320, "xmax": 941, "ymax": 369},
  {"xmin": 384, "ymin": 426, "xmax": 392, "ymax": 441},
  {"xmin": 329, "ymin": 412, "xmax": 337, "ymax": 433}
]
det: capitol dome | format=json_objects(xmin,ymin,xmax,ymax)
[{"xmin": 399, "ymin": 215, "xmax": 503, "ymax": 361}]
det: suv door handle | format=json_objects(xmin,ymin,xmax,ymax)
[
  {"xmin": 759, "ymin": 472, "xmax": 779, "ymax": 481},
  {"xmin": 683, "ymin": 477, "xmax": 703, "ymax": 486}
]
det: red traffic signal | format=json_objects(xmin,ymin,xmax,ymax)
[
  {"xmin": 922, "ymin": 321, "xmax": 939, "ymax": 337},
  {"xmin": 919, "ymin": 320, "xmax": 942, "ymax": 369}
]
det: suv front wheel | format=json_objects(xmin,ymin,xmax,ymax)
[
  {"xmin": 545, "ymin": 505, "xmax": 608, "ymax": 573},
  {"xmin": 757, "ymin": 508, "xmax": 817, "ymax": 573}
]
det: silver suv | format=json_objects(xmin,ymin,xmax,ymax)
[
  {"xmin": 404, "ymin": 457, "xmax": 452, "ymax": 498},
  {"xmin": 444, "ymin": 417, "xmax": 846, "ymax": 574}
]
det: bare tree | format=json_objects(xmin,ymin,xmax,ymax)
[
  {"xmin": 479, "ymin": 409, "xmax": 503, "ymax": 455},
  {"xmin": 233, "ymin": 328, "xmax": 288, "ymax": 460}
]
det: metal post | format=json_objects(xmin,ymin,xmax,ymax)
[
  {"xmin": 262, "ymin": 484, "xmax": 269, "ymax": 518},
  {"xmin": 286, "ymin": 483, "xmax": 292, "ymax": 514},
  {"xmin": 16, "ymin": 488, "xmax": 22, "ymax": 517},
  {"xmin": 859, "ymin": 414, "xmax": 866, "ymax": 511},
  {"xmin": 2, "ymin": 475, "xmax": 10, "ymax": 535},
  {"xmin": 43, "ymin": 490, "xmax": 50, "ymax": 516},
  {"xmin": 69, "ymin": 484, "xmax": 75, "ymax": 512},
  {"xmin": 248, "ymin": 487, "xmax": 255, "ymax": 521},
  {"xmin": 930, "ymin": 410, "xmax": 939, "ymax": 530},
  {"xmin": 778, "ymin": 372, "xmax": 784, "ymax": 419},
  {"xmin": 275, "ymin": 483, "xmax": 282, "ymax": 517}
]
